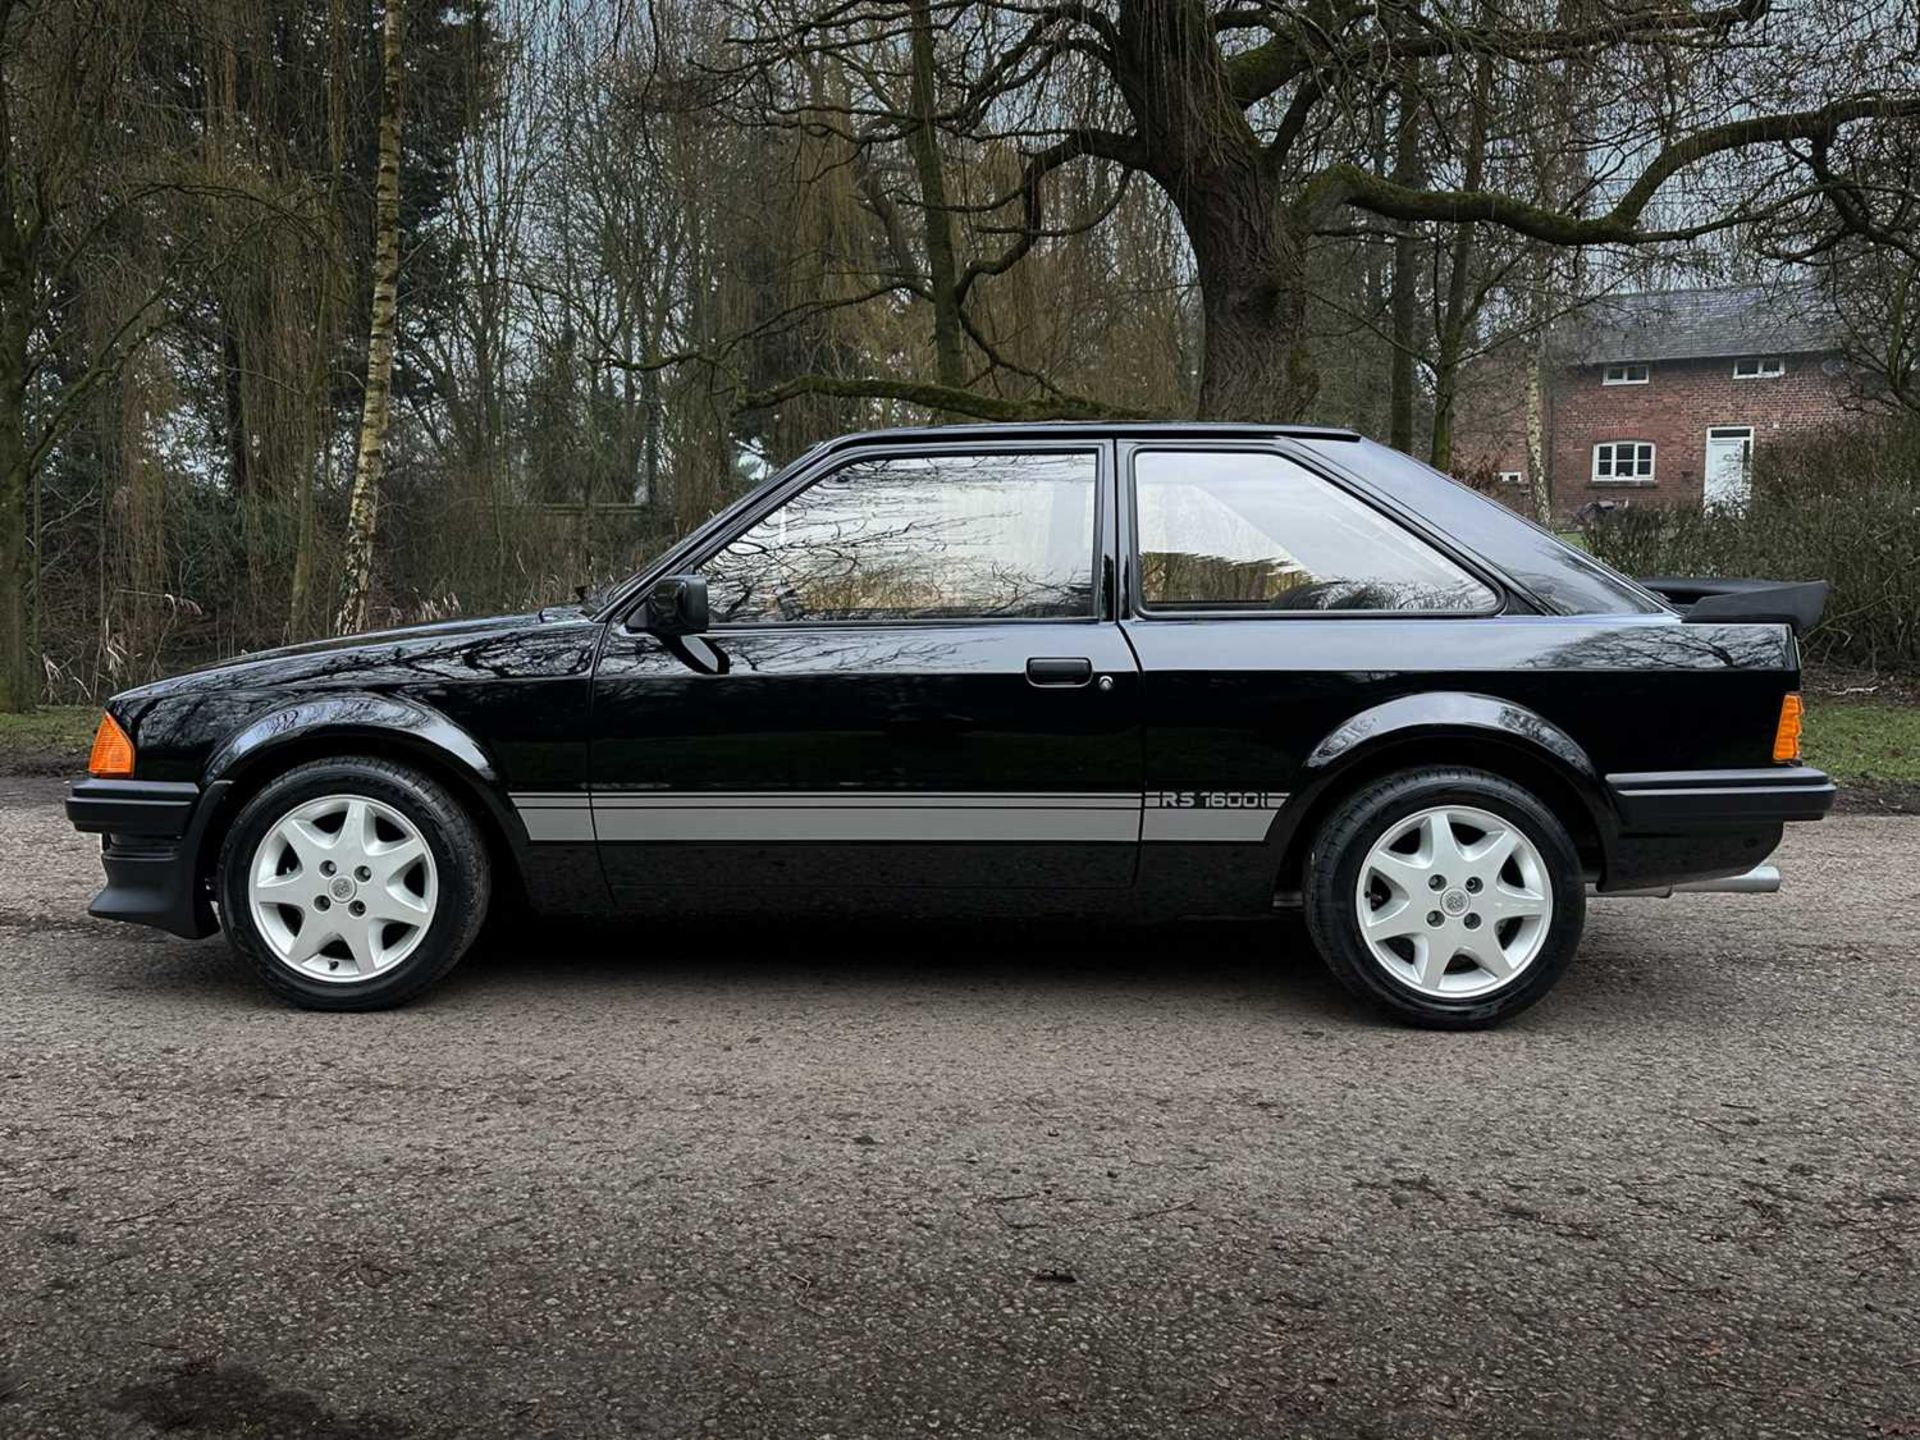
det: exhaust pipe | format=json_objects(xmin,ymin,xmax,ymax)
[{"xmin": 1593, "ymin": 864, "xmax": 1780, "ymax": 899}]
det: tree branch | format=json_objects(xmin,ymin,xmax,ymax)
[
  {"xmin": 737, "ymin": 372, "xmax": 1143, "ymax": 420},
  {"xmin": 1229, "ymin": 0, "xmax": 1768, "ymax": 109},
  {"xmin": 955, "ymin": 128, "xmax": 1144, "ymax": 305},
  {"xmin": 1307, "ymin": 96, "xmax": 1920, "ymax": 243}
]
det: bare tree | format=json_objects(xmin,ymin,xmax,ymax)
[
  {"xmin": 0, "ymin": 0, "xmax": 206, "ymax": 711},
  {"xmin": 1779, "ymin": 116, "xmax": 1920, "ymax": 416},
  {"xmin": 715, "ymin": 0, "xmax": 1920, "ymax": 423}
]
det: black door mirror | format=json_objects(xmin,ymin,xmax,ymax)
[{"xmin": 644, "ymin": 575, "xmax": 710, "ymax": 636}]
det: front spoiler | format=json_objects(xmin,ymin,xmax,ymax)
[{"xmin": 65, "ymin": 778, "xmax": 226, "ymax": 939}]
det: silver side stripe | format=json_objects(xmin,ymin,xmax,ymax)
[
  {"xmin": 595, "ymin": 792, "xmax": 1138, "ymax": 810},
  {"xmin": 596, "ymin": 791, "xmax": 1135, "ymax": 844},
  {"xmin": 511, "ymin": 792, "xmax": 595, "ymax": 843},
  {"xmin": 507, "ymin": 791, "xmax": 1287, "ymax": 845}
]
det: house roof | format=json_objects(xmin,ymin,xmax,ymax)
[{"xmin": 1552, "ymin": 284, "xmax": 1839, "ymax": 366}]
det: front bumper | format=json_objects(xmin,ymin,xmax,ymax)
[
  {"xmin": 1597, "ymin": 764, "xmax": 1835, "ymax": 893},
  {"xmin": 65, "ymin": 778, "xmax": 226, "ymax": 939}
]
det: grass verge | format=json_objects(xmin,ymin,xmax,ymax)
[
  {"xmin": 0, "ymin": 706, "xmax": 98, "ymax": 776},
  {"xmin": 1803, "ymin": 697, "xmax": 1920, "ymax": 786}
]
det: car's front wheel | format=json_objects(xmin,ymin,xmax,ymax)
[
  {"xmin": 1303, "ymin": 767, "xmax": 1585, "ymax": 1029},
  {"xmin": 217, "ymin": 757, "xmax": 490, "ymax": 1010}
]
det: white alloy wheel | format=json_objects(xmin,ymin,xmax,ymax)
[
  {"xmin": 1353, "ymin": 804, "xmax": 1553, "ymax": 999},
  {"xmin": 247, "ymin": 793, "xmax": 439, "ymax": 982}
]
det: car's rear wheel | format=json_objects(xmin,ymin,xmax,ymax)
[
  {"xmin": 217, "ymin": 757, "xmax": 490, "ymax": 1010},
  {"xmin": 1303, "ymin": 767, "xmax": 1585, "ymax": 1029}
]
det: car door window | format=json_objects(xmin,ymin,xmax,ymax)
[
  {"xmin": 702, "ymin": 451, "xmax": 1098, "ymax": 624},
  {"xmin": 1133, "ymin": 450, "xmax": 1495, "ymax": 613}
]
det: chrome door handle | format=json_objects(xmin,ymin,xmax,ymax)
[{"xmin": 1026, "ymin": 656, "xmax": 1093, "ymax": 687}]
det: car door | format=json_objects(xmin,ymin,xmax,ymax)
[{"xmin": 589, "ymin": 440, "xmax": 1143, "ymax": 898}]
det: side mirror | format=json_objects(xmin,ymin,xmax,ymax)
[{"xmin": 644, "ymin": 575, "xmax": 710, "ymax": 637}]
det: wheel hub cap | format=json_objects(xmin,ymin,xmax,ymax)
[
  {"xmin": 1353, "ymin": 804, "xmax": 1553, "ymax": 999},
  {"xmin": 248, "ymin": 794, "xmax": 439, "ymax": 983}
]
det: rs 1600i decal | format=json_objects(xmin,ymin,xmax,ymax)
[
  {"xmin": 509, "ymin": 791, "xmax": 1288, "ymax": 845},
  {"xmin": 1142, "ymin": 791, "xmax": 1287, "ymax": 842}
]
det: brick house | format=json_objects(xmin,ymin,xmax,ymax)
[{"xmin": 1455, "ymin": 285, "xmax": 1856, "ymax": 516}]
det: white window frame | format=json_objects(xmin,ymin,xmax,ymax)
[
  {"xmin": 1733, "ymin": 357, "xmax": 1786, "ymax": 380},
  {"xmin": 1602, "ymin": 362, "xmax": 1650, "ymax": 386},
  {"xmin": 1592, "ymin": 441, "xmax": 1656, "ymax": 484},
  {"xmin": 1496, "ymin": 470, "xmax": 1525, "ymax": 486}
]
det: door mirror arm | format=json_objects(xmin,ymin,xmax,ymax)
[{"xmin": 664, "ymin": 633, "xmax": 729, "ymax": 676}]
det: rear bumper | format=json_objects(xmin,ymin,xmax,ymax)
[
  {"xmin": 1597, "ymin": 765, "xmax": 1834, "ymax": 893},
  {"xmin": 1606, "ymin": 766, "xmax": 1837, "ymax": 829},
  {"xmin": 65, "ymin": 778, "xmax": 224, "ymax": 939}
]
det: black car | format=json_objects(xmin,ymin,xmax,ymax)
[{"xmin": 66, "ymin": 424, "xmax": 1835, "ymax": 1026}]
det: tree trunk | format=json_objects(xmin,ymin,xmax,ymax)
[
  {"xmin": 1111, "ymin": 1, "xmax": 1318, "ymax": 421},
  {"xmin": 1429, "ymin": 222, "xmax": 1474, "ymax": 470},
  {"xmin": 0, "ymin": 270, "xmax": 32, "ymax": 712},
  {"xmin": 1181, "ymin": 172, "xmax": 1317, "ymax": 422},
  {"xmin": 221, "ymin": 320, "xmax": 250, "ymax": 491},
  {"xmin": 906, "ymin": 0, "xmax": 964, "ymax": 394},
  {"xmin": 335, "ymin": 0, "xmax": 404, "ymax": 637},
  {"xmin": 1386, "ymin": 73, "xmax": 1423, "ymax": 453},
  {"xmin": 641, "ymin": 360, "xmax": 662, "ymax": 505},
  {"xmin": 1429, "ymin": 48, "xmax": 1491, "ymax": 473},
  {"xmin": 1524, "ymin": 329, "xmax": 1551, "ymax": 523},
  {"xmin": 290, "ymin": 0, "xmax": 350, "ymax": 642}
]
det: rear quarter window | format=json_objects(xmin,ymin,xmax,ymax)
[
  {"xmin": 1132, "ymin": 449, "xmax": 1497, "ymax": 614},
  {"xmin": 1300, "ymin": 438, "xmax": 1669, "ymax": 617}
]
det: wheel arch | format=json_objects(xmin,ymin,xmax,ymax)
[
  {"xmin": 192, "ymin": 694, "xmax": 528, "ymax": 909},
  {"xmin": 1270, "ymin": 693, "xmax": 1612, "ymax": 897}
]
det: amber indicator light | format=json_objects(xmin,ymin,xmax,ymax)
[
  {"xmin": 1772, "ymin": 693, "xmax": 1804, "ymax": 764},
  {"xmin": 88, "ymin": 712, "xmax": 136, "ymax": 778}
]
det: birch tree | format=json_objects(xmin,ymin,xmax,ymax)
[{"xmin": 335, "ymin": 0, "xmax": 404, "ymax": 636}]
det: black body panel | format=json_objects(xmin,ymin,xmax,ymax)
[
  {"xmin": 590, "ymin": 621, "xmax": 1143, "ymax": 892},
  {"xmin": 66, "ymin": 421, "xmax": 1834, "ymax": 938}
]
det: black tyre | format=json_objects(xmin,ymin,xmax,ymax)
[
  {"xmin": 216, "ymin": 757, "xmax": 491, "ymax": 1011},
  {"xmin": 1303, "ymin": 767, "xmax": 1585, "ymax": 1029}
]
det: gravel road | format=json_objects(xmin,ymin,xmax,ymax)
[{"xmin": 1, "ymin": 777, "xmax": 1915, "ymax": 1439}]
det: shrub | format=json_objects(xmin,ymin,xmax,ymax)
[{"xmin": 1583, "ymin": 420, "xmax": 1920, "ymax": 674}]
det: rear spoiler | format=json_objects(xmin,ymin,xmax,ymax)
[{"xmin": 1639, "ymin": 577, "xmax": 1831, "ymax": 637}]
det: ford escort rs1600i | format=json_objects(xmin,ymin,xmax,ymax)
[{"xmin": 66, "ymin": 425, "xmax": 1833, "ymax": 1026}]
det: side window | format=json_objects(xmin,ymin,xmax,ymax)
[
  {"xmin": 1132, "ymin": 451, "xmax": 1496, "ymax": 614},
  {"xmin": 701, "ymin": 451, "xmax": 1098, "ymax": 625}
]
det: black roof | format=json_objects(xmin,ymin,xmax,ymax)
[
  {"xmin": 1551, "ymin": 284, "xmax": 1840, "ymax": 366},
  {"xmin": 824, "ymin": 421, "xmax": 1361, "ymax": 450}
]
